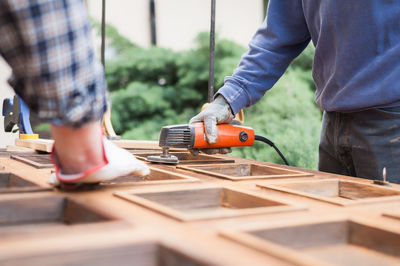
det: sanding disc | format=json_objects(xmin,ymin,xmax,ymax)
[{"xmin": 146, "ymin": 154, "xmax": 179, "ymax": 164}]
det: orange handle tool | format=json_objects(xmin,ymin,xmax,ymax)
[{"xmin": 192, "ymin": 123, "xmax": 255, "ymax": 148}]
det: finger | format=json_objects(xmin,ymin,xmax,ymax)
[
  {"xmin": 204, "ymin": 115, "xmax": 218, "ymax": 144},
  {"xmin": 189, "ymin": 112, "xmax": 204, "ymax": 124}
]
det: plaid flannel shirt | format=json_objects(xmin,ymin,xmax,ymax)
[{"xmin": 0, "ymin": 0, "xmax": 107, "ymax": 127}]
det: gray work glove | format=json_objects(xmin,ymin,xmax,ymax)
[{"xmin": 189, "ymin": 95, "xmax": 234, "ymax": 155}]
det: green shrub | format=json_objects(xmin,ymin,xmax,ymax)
[
  {"xmin": 99, "ymin": 25, "xmax": 320, "ymax": 169},
  {"xmin": 231, "ymin": 67, "xmax": 321, "ymax": 169}
]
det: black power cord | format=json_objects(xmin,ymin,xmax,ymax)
[{"xmin": 254, "ymin": 135, "xmax": 289, "ymax": 166}]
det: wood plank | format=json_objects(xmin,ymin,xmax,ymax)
[
  {"xmin": 178, "ymin": 163, "xmax": 313, "ymax": 181},
  {"xmin": 10, "ymin": 154, "xmax": 53, "ymax": 168},
  {"xmin": 15, "ymin": 138, "xmax": 53, "ymax": 153},
  {"xmin": 14, "ymin": 138, "xmax": 186, "ymax": 153}
]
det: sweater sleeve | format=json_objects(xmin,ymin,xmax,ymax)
[{"xmin": 217, "ymin": 0, "xmax": 311, "ymax": 114}]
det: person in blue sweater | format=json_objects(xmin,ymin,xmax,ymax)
[{"xmin": 190, "ymin": 0, "xmax": 400, "ymax": 183}]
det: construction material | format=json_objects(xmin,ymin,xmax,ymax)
[
  {"xmin": 0, "ymin": 194, "xmax": 112, "ymax": 228},
  {"xmin": 0, "ymin": 172, "xmax": 50, "ymax": 194},
  {"xmin": 15, "ymin": 138, "xmax": 53, "ymax": 153},
  {"xmin": 115, "ymin": 185, "xmax": 304, "ymax": 221},
  {"xmin": 14, "ymin": 138, "xmax": 171, "ymax": 153},
  {"xmin": 258, "ymin": 178, "xmax": 400, "ymax": 206},
  {"xmin": 222, "ymin": 217, "xmax": 400, "ymax": 266},
  {"xmin": 178, "ymin": 163, "xmax": 312, "ymax": 181},
  {"xmin": 2, "ymin": 144, "xmax": 400, "ymax": 265},
  {"xmin": 11, "ymin": 154, "xmax": 53, "ymax": 168}
]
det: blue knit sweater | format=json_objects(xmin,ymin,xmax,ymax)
[{"xmin": 218, "ymin": 0, "xmax": 400, "ymax": 114}]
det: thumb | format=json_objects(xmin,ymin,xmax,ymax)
[{"xmin": 204, "ymin": 115, "xmax": 218, "ymax": 144}]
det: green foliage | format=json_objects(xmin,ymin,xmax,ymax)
[
  {"xmin": 106, "ymin": 47, "xmax": 178, "ymax": 91},
  {"xmin": 34, "ymin": 123, "xmax": 50, "ymax": 132},
  {"xmin": 103, "ymin": 28, "xmax": 320, "ymax": 169},
  {"xmin": 108, "ymin": 32, "xmax": 246, "ymax": 138},
  {"xmin": 231, "ymin": 67, "xmax": 321, "ymax": 169},
  {"xmin": 91, "ymin": 20, "xmax": 136, "ymax": 54}
]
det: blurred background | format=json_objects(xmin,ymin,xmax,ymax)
[{"xmin": 0, "ymin": 0, "xmax": 321, "ymax": 169}]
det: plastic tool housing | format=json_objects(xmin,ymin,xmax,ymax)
[{"xmin": 158, "ymin": 123, "xmax": 255, "ymax": 149}]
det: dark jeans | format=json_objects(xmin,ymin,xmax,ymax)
[{"xmin": 319, "ymin": 107, "xmax": 400, "ymax": 184}]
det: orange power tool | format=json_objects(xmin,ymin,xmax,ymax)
[{"xmin": 146, "ymin": 123, "xmax": 255, "ymax": 164}]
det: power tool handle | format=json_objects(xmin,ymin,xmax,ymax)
[{"xmin": 192, "ymin": 123, "xmax": 254, "ymax": 148}]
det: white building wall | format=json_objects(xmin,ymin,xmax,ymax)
[
  {"xmin": 87, "ymin": 0, "xmax": 264, "ymax": 50},
  {"xmin": 0, "ymin": 59, "xmax": 18, "ymax": 148}
]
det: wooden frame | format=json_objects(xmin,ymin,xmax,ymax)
[
  {"xmin": 0, "ymin": 193, "xmax": 123, "ymax": 238},
  {"xmin": 220, "ymin": 216, "xmax": 400, "ymax": 266},
  {"xmin": 15, "ymin": 138, "xmax": 186, "ymax": 153},
  {"xmin": 383, "ymin": 211, "xmax": 400, "ymax": 221},
  {"xmin": 115, "ymin": 185, "xmax": 306, "ymax": 221},
  {"xmin": 178, "ymin": 163, "xmax": 313, "ymax": 181},
  {"xmin": 100, "ymin": 166, "xmax": 199, "ymax": 186},
  {"xmin": 257, "ymin": 178, "xmax": 400, "ymax": 206},
  {"xmin": 0, "ymin": 228, "xmax": 233, "ymax": 266},
  {"xmin": 0, "ymin": 171, "xmax": 51, "ymax": 194},
  {"xmin": 136, "ymin": 152, "xmax": 235, "ymax": 164},
  {"xmin": 10, "ymin": 154, "xmax": 53, "ymax": 168}
]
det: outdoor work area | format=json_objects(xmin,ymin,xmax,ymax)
[{"xmin": 1, "ymin": 0, "xmax": 400, "ymax": 265}]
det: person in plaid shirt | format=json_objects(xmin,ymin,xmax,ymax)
[{"xmin": 0, "ymin": 0, "xmax": 149, "ymax": 185}]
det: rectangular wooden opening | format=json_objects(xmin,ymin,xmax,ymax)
[
  {"xmin": 0, "ymin": 242, "xmax": 213, "ymax": 266},
  {"xmin": 100, "ymin": 167, "xmax": 198, "ymax": 186},
  {"xmin": 0, "ymin": 172, "xmax": 50, "ymax": 193},
  {"xmin": 115, "ymin": 187, "xmax": 303, "ymax": 221},
  {"xmin": 0, "ymin": 195, "xmax": 112, "ymax": 228},
  {"xmin": 258, "ymin": 179, "xmax": 400, "ymax": 206},
  {"xmin": 225, "ymin": 219, "xmax": 400, "ymax": 266},
  {"xmin": 136, "ymin": 152, "xmax": 235, "ymax": 164},
  {"xmin": 178, "ymin": 163, "xmax": 312, "ymax": 180}
]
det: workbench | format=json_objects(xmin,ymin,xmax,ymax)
[{"xmin": 1, "ymin": 143, "xmax": 400, "ymax": 266}]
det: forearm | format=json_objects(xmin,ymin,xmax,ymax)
[
  {"xmin": 0, "ymin": 0, "xmax": 107, "ymax": 128},
  {"xmin": 217, "ymin": 0, "xmax": 311, "ymax": 114}
]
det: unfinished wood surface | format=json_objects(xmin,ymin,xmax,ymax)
[
  {"xmin": 15, "ymin": 139, "xmax": 187, "ymax": 153},
  {"xmin": 137, "ymin": 152, "xmax": 235, "ymax": 164},
  {"xmin": 178, "ymin": 163, "xmax": 313, "ymax": 181},
  {"xmin": 100, "ymin": 167, "xmax": 199, "ymax": 186},
  {"xmin": 383, "ymin": 211, "xmax": 400, "ymax": 221},
  {"xmin": 115, "ymin": 185, "xmax": 305, "ymax": 221},
  {"xmin": 258, "ymin": 179, "xmax": 400, "ymax": 206},
  {"xmin": 10, "ymin": 154, "xmax": 53, "ymax": 168},
  {"xmin": 15, "ymin": 138, "xmax": 54, "ymax": 153},
  {"xmin": 0, "ymin": 194, "xmax": 112, "ymax": 228},
  {"xmin": 221, "ymin": 217, "xmax": 400, "ymax": 266},
  {"xmin": 0, "ymin": 231, "xmax": 239, "ymax": 266},
  {"xmin": 112, "ymin": 140, "xmax": 183, "ymax": 151},
  {"xmin": 2, "ymin": 149, "xmax": 400, "ymax": 265},
  {"xmin": 0, "ymin": 172, "xmax": 51, "ymax": 194}
]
